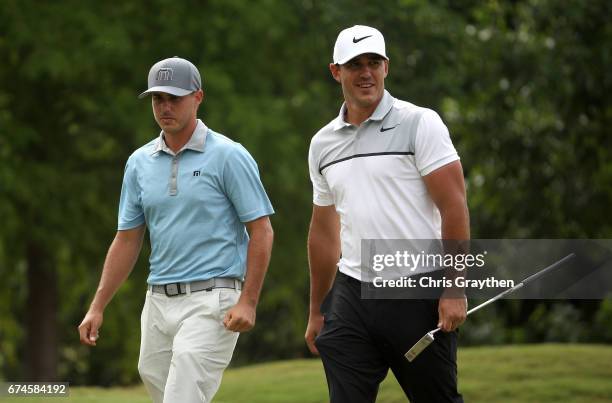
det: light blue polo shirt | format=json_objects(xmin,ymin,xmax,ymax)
[{"xmin": 118, "ymin": 119, "xmax": 274, "ymax": 284}]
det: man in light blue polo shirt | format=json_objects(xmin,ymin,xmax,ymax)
[{"xmin": 78, "ymin": 57, "xmax": 274, "ymax": 403}]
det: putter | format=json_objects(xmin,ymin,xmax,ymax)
[{"xmin": 404, "ymin": 252, "xmax": 575, "ymax": 362}]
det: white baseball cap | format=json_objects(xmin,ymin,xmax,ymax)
[
  {"xmin": 138, "ymin": 57, "xmax": 202, "ymax": 98},
  {"xmin": 333, "ymin": 25, "xmax": 388, "ymax": 65}
]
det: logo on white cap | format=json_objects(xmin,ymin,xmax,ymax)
[{"xmin": 333, "ymin": 25, "xmax": 388, "ymax": 65}]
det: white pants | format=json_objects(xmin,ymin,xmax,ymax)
[{"xmin": 138, "ymin": 287, "xmax": 240, "ymax": 403}]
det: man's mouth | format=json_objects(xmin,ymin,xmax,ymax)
[{"xmin": 357, "ymin": 83, "xmax": 374, "ymax": 88}]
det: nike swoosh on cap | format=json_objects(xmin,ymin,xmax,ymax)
[{"xmin": 353, "ymin": 35, "xmax": 372, "ymax": 43}]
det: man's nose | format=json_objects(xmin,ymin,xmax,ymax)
[
  {"xmin": 159, "ymin": 100, "xmax": 172, "ymax": 111},
  {"xmin": 359, "ymin": 66, "xmax": 373, "ymax": 77}
]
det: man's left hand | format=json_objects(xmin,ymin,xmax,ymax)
[
  {"xmin": 437, "ymin": 294, "xmax": 467, "ymax": 332},
  {"xmin": 223, "ymin": 301, "xmax": 256, "ymax": 332}
]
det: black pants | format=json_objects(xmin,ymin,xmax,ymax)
[{"xmin": 315, "ymin": 272, "xmax": 463, "ymax": 403}]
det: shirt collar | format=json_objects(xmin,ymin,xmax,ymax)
[
  {"xmin": 150, "ymin": 119, "xmax": 208, "ymax": 156},
  {"xmin": 332, "ymin": 90, "xmax": 395, "ymax": 131}
]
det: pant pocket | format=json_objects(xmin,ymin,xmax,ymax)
[{"xmin": 217, "ymin": 289, "xmax": 241, "ymax": 322}]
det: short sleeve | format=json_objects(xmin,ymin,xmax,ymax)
[
  {"xmin": 414, "ymin": 110, "xmax": 460, "ymax": 176},
  {"xmin": 118, "ymin": 157, "xmax": 145, "ymax": 230},
  {"xmin": 308, "ymin": 139, "xmax": 334, "ymax": 206},
  {"xmin": 222, "ymin": 145, "xmax": 274, "ymax": 223}
]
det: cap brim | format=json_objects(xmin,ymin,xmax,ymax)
[
  {"xmin": 138, "ymin": 86, "xmax": 193, "ymax": 99},
  {"xmin": 335, "ymin": 51, "xmax": 389, "ymax": 65}
]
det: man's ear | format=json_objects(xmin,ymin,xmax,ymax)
[
  {"xmin": 329, "ymin": 63, "xmax": 341, "ymax": 83},
  {"xmin": 194, "ymin": 89, "xmax": 204, "ymax": 104}
]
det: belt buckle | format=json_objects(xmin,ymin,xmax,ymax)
[{"xmin": 164, "ymin": 282, "xmax": 183, "ymax": 297}]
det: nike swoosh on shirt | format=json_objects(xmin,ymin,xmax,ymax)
[
  {"xmin": 353, "ymin": 35, "xmax": 372, "ymax": 43},
  {"xmin": 380, "ymin": 125, "xmax": 399, "ymax": 132}
]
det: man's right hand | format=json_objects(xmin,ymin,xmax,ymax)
[
  {"xmin": 306, "ymin": 205, "xmax": 340, "ymax": 356},
  {"xmin": 78, "ymin": 310, "xmax": 103, "ymax": 346},
  {"xmin": 305, "ymin": 313, "xmax": 324, "ymax": 355}
]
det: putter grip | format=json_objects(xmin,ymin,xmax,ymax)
[
  {"xmin": 520, "ymin": 253, "xmax": 575, "ymax": 286},
  {"xmin": 466, "ymin": 253, "xmax": 575, "ymax": 316}
]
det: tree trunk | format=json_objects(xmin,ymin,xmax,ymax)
[{"xmin": 25, "ymin": 242, "xmax": 58, "ymax": 381}]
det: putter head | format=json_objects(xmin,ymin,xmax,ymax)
[{"xmin": 404, "ymin": 330, "xmax": 436, "ymax": 362}]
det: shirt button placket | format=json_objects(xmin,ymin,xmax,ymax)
[
  {"xmin": 352, "ymin": 125, "xmax": 362, "ymax": 154},
  {"xmin": 169, "ymin": 155, "xmax": 179, "ymax": 196}
]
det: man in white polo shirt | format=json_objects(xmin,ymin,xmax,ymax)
[
  {"xmin": 306, "ymin": 26, "xmax": 469, "ymax": 402},
  {"xmin": 78, "ymin": 57, "xmax": 274, "ymax": 402}
]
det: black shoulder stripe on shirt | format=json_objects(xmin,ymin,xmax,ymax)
[{"xmin": 319, "ymin": 151, "xmax": 415, "ymax": 174}]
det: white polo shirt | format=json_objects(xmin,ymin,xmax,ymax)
[{"xmin": 308, "ymin": 90, "xmax": 459, "ymax": 280}]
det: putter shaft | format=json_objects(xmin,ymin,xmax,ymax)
[{"xmin": 404, "ymin": 253, "xmax": 575, "ymax": 362}]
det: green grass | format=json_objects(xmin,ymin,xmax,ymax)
[{"xmin": 2, "ymin": 344, "xmax": 611, "ymax": 402}]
